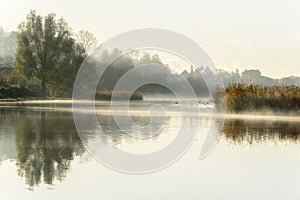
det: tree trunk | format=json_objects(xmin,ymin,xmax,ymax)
[{"xmin": 41, "ymin": 78, "xmax": 46, "ymax": 98}]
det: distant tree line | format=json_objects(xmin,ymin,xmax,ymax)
[
  {"xmin": 2, "ymin": 11, "xmax": 300, "ymax": 100},
  {"xmin": 96, "ymin": 49, "xmax": 210, "ymax": 98},
  {"xmin": 218, "ymin": 69, "xmax": 300, "ymax": 87}
]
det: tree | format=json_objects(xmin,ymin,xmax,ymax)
[
  {"xmin": 49, "ymin": 41, "xmax": 86, "ymax": 97},
  {"xmin": 16, "ymin": 11, "xmax": 75, "ymax": 98},
  {"xmin": 76, "ymin": 30, "xmax": 98, "ymax": 54},
  {"xmin": 0, "ymin": 27, "xmax": 17, "ymax": 67},
  {"xmin": 51, "ymin": 30, "xmax": 98, "ymax": 97}
]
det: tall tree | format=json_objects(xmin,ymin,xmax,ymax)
[
  {"xmin": 76, "ymin": 30, "xmax": 98, "ymax": 54},
  {"xmin": 16, "ymin": 11, "xmax": 75, "ymax": 97},
  {"xmin": 50, "ymin": 30, "xmax": 98, "ymax": 97}
]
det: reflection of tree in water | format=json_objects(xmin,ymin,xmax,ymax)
[
  {"xmin": 223, "ymin": 119, "xmax": 300, "ymax": 145},
  {"xmin": 14, "ymin": 110, "xmax": 84, "ymax": 188}
]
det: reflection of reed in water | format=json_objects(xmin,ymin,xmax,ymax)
[{"xmin": 222, "ymin": 119, "xmax": 300, "ymax": 145}]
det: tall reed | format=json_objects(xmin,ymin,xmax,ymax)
[{"xmin": 213, "ymin": 84, "xmax": 300, "ymax": 112}]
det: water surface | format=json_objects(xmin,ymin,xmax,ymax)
[{"xmin": 0, "ymin": 101, "xmax": 300, "ymax": 199}]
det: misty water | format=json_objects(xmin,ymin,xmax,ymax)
[{"xmin": 0, "ymin": 101, "xmax": 300, "ymax": 200}]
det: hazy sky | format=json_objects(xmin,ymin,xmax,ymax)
[{"xmin": 1, "ymin": 0, "xmax": 300, "ymax": 78}]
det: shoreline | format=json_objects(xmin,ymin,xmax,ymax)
[
  {"xmin": 1, "ymin": 99, "xmax": 300, "ymax": 121},
  {"xmin": 223, "ymin": 113, "xmax": 300, "ymax": 122}
]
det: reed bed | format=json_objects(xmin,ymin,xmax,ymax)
[{"xmin": 213, "ymin": 84, "xmax": 300, "ymax": 112}]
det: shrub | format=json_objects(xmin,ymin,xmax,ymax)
[
  {"xmin": 0, "ymin": 86, "xmax": 41, "ymax": 99},
  {"xmin": 95, "ymin": 91, "xmax": 143, "ymax": 101}
]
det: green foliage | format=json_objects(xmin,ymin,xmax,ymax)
[
  {"xmin": 15, "ymin": 10, "xmax": 93, "ymax": 98},
  {"xmin": 0, "ymin": 67, "xmax": 39, "ymax": 98},
  {"xmin": 0, "ymin": 86, "xmax": 38, "ymax": 99}
]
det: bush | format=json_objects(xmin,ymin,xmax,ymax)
[
  {"xmin": 0, "ymin": 86, "xmax": 41, "ymax": 99},
  {"xmin": 95, "ymin": 91, "xmax": 143, "ymax": 101}
]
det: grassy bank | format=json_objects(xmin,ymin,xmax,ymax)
[{"xmin": 213, "ymin": 84, "xmax": 300, "ymax": 113}]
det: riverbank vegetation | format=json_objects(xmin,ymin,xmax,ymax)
[
  {"xmin": 0, "ymin": 11, "xmax": 209, "ymax": 100},
  {"xmin": 213, "ymin": 84, "xmax": 300, "ymax": 113},
  {"xmin": 95, "ymin": 91, "xmax": 143, "ymax": 101},
  {"xmin": 0, "ymin": 11, "xmax": 98, "ymax": 99},
  {"xmin": 3, "ymin": 10, "xmax": 300, "ymax": 104}
]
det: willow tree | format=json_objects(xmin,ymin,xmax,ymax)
[{"xmin": 16, "ymin": 11, "xmax": 75, "ymax": 98}]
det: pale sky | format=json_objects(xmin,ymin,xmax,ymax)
[{"xmin": 0, "ymin": 0, "xmax": 300, "ymax": 78}]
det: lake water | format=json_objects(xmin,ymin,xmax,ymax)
[{"xmin": 0, "ymin": 101, "xmax": 300, "ymax": 199}]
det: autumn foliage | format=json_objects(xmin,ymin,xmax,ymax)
[{"xmin": 213, "ymin": 84, "xmax": 300, "ymax": 112}]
